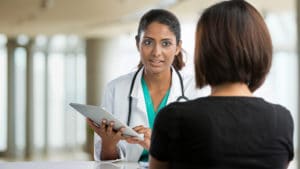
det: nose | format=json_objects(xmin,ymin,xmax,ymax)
[{"xmin": 152, "ymin": 43, "xmax": 162, "ymax": 57}]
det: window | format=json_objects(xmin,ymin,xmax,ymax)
[
  {"xmin": 33, "ymin": 52, "xmax": 46, "ymax": 149},
  {"xmin": 0, "ymin": 34, "xmax": 87, "ymax": 159},
  {"xmin": 14, "ymin": 47, "xmax": 27, "ymax": 153}
]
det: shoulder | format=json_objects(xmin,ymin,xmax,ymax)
[
  {"xmin": 247, "ymin": 98, "xmax": 294, "ymax": 129},
  {"xmin": 179, "ymin": 71, "xmax": 194, "ymax": 85},
  {"xmin": 258, "ymin": 99, "xmax": 292, "ymax": 116},
  {"xmin": 270, "ymin": 102, "xmax": 291, "ymax": 114},
  {"xmin": 105, "ymin": 71, "xmax": 136, "ymax": 89},
  {"xmin": 268, "ymin": 101, "xmax": 293, "ymax": 123},
  {"xmin": 158, "ymin": 97, "xmax": 207, "ymax": 118}
]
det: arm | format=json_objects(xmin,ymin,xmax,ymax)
[
  {"xmin": 91, "ymin": 81, "xmax": 125, "ymax": 161},
  {"xmin": 93, "ymin": 72, "xmax": 146, "ymax": 161},
  {"xmin": 149, "ymin": 155, "xmax": 169, "ymax": 169}
]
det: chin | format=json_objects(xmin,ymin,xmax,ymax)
[
  {"xmin": 150, "ymin": 67, "xmax": 169, "ymax": 75},
  {"xmin": 144, "ymin": 63, "xmax": 170, "ymax": 74}
]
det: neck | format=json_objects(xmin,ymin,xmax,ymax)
[
  {"xmin": 143, "ymin": 69, "xmax": 171, "ymax": 90},
  {"xmin": 211, "ymin": 82, "xmax": 252, "ymax": 97}
]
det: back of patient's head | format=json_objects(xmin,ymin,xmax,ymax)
[{"xmin": 194, "ymin": 0, "xmax": 272, "ymax": 92}]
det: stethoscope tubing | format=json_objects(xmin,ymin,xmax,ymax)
[{"xmin": 127, "ymin": 67, "xmax": 188, "ymax": 126}]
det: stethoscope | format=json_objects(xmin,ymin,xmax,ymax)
[{"xmin": 127, "ymin": 66, "xmax": 189, "ymax": 125}]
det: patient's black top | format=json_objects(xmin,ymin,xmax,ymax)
[{"xmin": 150, "ymin": 96, "xmax": 294, "ymax": 169}]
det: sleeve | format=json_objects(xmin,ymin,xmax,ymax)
[
  {"xmin": 285, "ymin": 109, "xmax": 294, "ymax": 161},
  {"xmin": 276, "ymin": 105, "xmax": 294, "ymax": 162},
  {"xmin": 93, "ymin": 82, "xmax": 126, "ymax": 161},
  {"xmin": 93, "ymin": 133, "xmax": 126, "ymax": 161}
]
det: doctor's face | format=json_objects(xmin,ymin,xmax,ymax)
[{"xmin": 137, "ymin": 22, "xmax": 181, "ymax": 75}]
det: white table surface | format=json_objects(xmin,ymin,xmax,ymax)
[{"xmin": 0, "ymin": 161, "xmax": 141, "ymax": 169}]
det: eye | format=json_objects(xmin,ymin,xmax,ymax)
[
  {"xmin": 142, "ymin": 39, "xmax": 153, "ymax": 46},
  {"xmin": 161, "ymin": 40, "xmax": 172, "ymax": 47}
]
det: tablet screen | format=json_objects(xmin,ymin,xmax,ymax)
[{"xmin": 69, "ymin": 103, "xmax": 143, "ymax": 140}]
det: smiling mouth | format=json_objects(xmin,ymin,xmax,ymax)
[{"xmin": 149, "ymin": 60, "xmax": 163, "ymax": 66}]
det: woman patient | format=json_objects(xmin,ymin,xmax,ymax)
[{"xmin": 149, "ymin": 0, "xmax": 294, "ymax": 169}]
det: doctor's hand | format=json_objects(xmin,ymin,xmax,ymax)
[
  {"xmin": 124, "ymin": 125, "xmax": 151, "ymax": 150},
  {"xmin": 87, "ymin": 118, "xmax": 126, "ymax": 160},
  {"xmin": 86, "ymin": 118, "xmax": 125, "ymax": 145}
]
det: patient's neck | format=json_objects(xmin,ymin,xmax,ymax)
[{"xmin": 210, "ymin": 82, "xmax": 252, "ymax": 97}]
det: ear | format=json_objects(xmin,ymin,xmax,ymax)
[
  {"xmin": 135, "ymin": 35, "xmax": 140, "ymax": 52},
  {"xmin": 176, "ymin": 40, "xmax": 182, "ymax": 55}
]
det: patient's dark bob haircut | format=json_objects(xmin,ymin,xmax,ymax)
[{"xmin": 194, "ymin": 0, "xmax": 272, "ymax": 92}]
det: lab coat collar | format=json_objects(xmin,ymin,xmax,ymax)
[
  {"xmin": 130, "ymin": 67, "xmax": 144, "ymax": 100},
  {"xmin": 130, "ymin": 66, "xmax": 183, "ymax": 104}
]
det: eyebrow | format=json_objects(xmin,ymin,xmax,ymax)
[{"xmin": 142, "ymin": 36, "xmax": 173, "ymax": 41}]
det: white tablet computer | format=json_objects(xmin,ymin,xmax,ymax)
[{"xmin": 69, "ymin": 103, "xmax": 143, "ymax": 140}]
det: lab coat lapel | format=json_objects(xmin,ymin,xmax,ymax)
[
  {"xmin": 167, "ymin": 67, "xmax": 183, "ymax": 104},
  {"xmin": 125, "ymin": 68, "xmax": 147, "ymax": 161},
  {"xmin": 129, "ymin": 67, "xmax": 182, "ymax": 126},
  {"xmin": 130, "ymin": 67, "xmax": 148, "ymax": 127}
]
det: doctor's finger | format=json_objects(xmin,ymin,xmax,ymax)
[
  {"xmin": 132, "ymin": 125, "xmax": 146, "ymax": 130},
  {"xmin": 86, "ymin": 118, "xmax": 93, "ymax": 127},
  {"xmin": 135, "ymin": 127, "xmax": 151, "ymax": 133},
  {"xmin": 86, "ymin": 119, "xmax": 104, "ymax": 137},
  {"xmin": 106, "ymin": 121, "xmax": 114, "ymax": 135},
  {"xmin": 124, "ymin": 137, "xmax": 141, "ymax": 144},
  {"xmin": 119, "ymin": 128, "xmax": 127, "ymax": 139},
  {"xmin": 115, "ymin": 129, "xmax": 124, "ymax": 139},
  {"xmin": 138, "ymin": 129, "xmax": 151, "ymax": 139},
  {"xmin": 87, "ymin": 119, "xmax": 99, "ymax": 130},
  {"xmin": 132, "ymin": 127, "xmax": 149, "ymax": 134},
  {"xmin": 100, "ymin": 119, "xmax": 107, "ymax": 129}
]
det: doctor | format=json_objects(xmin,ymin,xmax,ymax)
[{"xmin": 87, "ymin": 9, "xmax": 206, "ymax": 162}]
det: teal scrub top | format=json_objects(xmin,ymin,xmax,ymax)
[{"xmin": 139, "ymin": 77, "xmax": 170, "ymax": 162}]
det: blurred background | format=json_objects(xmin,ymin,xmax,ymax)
[{"xmin": 0, "ymin": 0, "xmax": 298, "ymax": 168}]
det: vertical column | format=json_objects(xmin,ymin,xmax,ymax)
[
  {"xmin": 85, "ymin": 38, "xmax": 104, "ymax": 160},
  {"xmin": 25, "ymin": 39, "xmax": 34, "ymax": 159},
  {"xmin": 297, "ymin": 0, "xmax": 300, "ymax": 166},
  {"xmin": 85, "ymin": 37, "xmax": 119, "ymax": 159},
  {"xmin": 86, "ymin": 37, "xmax": 121, "ymax": 105},
  {"xmin": 6, "ymin": 38, "xmax": 17, "ymax": 159},
  {"xmin": 44, "ymin": 42, "xmax": 49, "ymax": 156},
  {"xmin": 86, "ymin": 39, "xmax": 105, "ymax": 106}
]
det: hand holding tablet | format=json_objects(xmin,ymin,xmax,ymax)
[{"xmin": 69, "ymin": 103, "xmax": 143, "ymax": 140}]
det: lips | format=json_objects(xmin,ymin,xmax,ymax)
[{"xmin": 149, "ymin": 59, "xmax": 164, "ymax": 66}]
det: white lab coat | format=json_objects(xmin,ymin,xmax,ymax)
[{"xmin": 94, "ymin": 67, "xmax": 208, "ymax": 161}]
